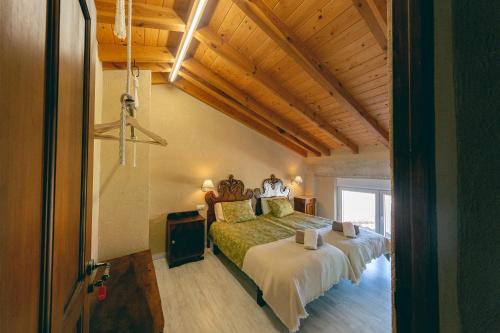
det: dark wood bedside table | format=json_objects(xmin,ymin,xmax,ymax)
[
  {"xmin": 166, "ymin": 211, "xmax": 205, "ymax": 268},
  {"xmin": 294, "ymin": 196, "xmax": 317, "ymax": 216}
]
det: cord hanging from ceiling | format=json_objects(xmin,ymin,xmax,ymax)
[
  {"xmin": 94, "ymin": 0, "xmax": 167, "ymax": 166},
  {"xmin": 113, "ymin": 0, "xmax": 126, "ymax": 40}
]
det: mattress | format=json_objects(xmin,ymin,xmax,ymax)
[{"xmin": 264, "ymin": 212, "xmax": 390, "ymax": 282}]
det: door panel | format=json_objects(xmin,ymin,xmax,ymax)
[
  {"xmin": 1, "ymin": 0, "xmax": 95, "ymax": 331},
  {"xmin": 51, "ymin": 0, "xmax": 91, "ymax": 332},
  {"xmin": 0, "ymin": 1, "xmax": 47, "ymax": 332}
]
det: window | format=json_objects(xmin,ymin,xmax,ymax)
[
  {"xmin": 336, "ymin": 178, "xmax": 392, "ymax": 237},
  {"xmin": 382, "ymin": 193, "xmax": 392, "ymax": 238}
]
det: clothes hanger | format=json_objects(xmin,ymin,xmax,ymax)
[{"xmin": 94, "ymin": 114, "xmax": 168, "ymax": 146}]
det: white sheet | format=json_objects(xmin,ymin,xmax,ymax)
[
  {"xmin": 321, "ymin": 228, "xmax": 390, "ymax": 283},
  {"xmin": 242, "ymin": 236, "xmax": 354, "ymax": 332}
]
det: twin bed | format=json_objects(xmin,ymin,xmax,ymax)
[{"xmin": 204, "ymin": 175, "xmax": 390, "ymax": 332}]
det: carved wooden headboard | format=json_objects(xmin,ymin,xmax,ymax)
[
  {"xmin": 253, "ymin": 174, "xmax": 290, "ymax": 215},
  {"xmin": 204, "ymin": 175, "xmax": 253, "ymax": 247}
]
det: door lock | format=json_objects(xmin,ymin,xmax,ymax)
[
  {"xmin": 86, "ymin": 259, "xmax": 110, "ymax": 278},
  {"xmin": 86, "ymin": 259, "xmax": 111, "ymax": 293}
]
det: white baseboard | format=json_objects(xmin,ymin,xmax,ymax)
[{"xmin": 152, "ymin": 251, "xmax": 166, "ymax": 260}]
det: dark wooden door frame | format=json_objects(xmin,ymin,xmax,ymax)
[
  {"xmin": 39, "ymin": 0, "xmax": 61, "ymax": 330},
  {"xmin": 392, "ymin": 0, "xmax": 439, "ymax": 332},
  {"xmin": 39, "ymin": 0, "xmax": 94, "ymax": 331}
]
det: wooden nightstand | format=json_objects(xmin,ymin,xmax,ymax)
[
  {"xmin": 294, "ymin": 196, "xmax": 317, "ymax": 216},
  {"xmin": 166, "ymin": 211, "xmax": 205, "ymax": 268}
]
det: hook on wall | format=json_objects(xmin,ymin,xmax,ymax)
[{"xmin": 132, "ymin": 59, "xmax": 140, "ymax": 77}]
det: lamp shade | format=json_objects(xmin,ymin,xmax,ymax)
[
  {"xmin": 293, "ymin": 176, "xmax": 303, "ymax": 184},
  {"xmin": 201, "ymin": 179, "xmax": 215, "ymax": 192}
]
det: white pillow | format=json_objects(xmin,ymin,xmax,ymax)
[{"xmin": 214, "ymin": 203, "xmax": 225, "ymax": 221}]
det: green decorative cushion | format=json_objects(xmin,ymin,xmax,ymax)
[
  {"xmin": 267, "ymin": 197, "xmax": 294, "ymax": 217},
  {"xmin": 221, "ymin": 200, "xmax": 256, "ymax": 224}
]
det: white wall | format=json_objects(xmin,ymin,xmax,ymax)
[
  {"xmin": 306, "ymin": 148, "xmax": 391, "ymax": 219},
  {"xmin": 97, "ymin": 70, "xmax": 152, "ymax": 260},
  {"xmin": 91, "ymin": 50, "xmax": 102, "ymax": 260}
]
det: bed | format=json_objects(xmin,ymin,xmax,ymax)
[
  {"xmin": 205, "ymin": 175, "xmax": 389, "ymax": 332},
  {"xmin": 254, "ymin": 175, "xmax": 391, "ymax": 283},
  {"xmin": 205, "ymin": 175, "xmax": 354, "ymax": 332}
]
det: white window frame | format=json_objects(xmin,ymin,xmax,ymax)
[
  {"xmin": 381, "ymin": 190, "xmax": 392, "ymax": 238},
  {"xmin": 336, "ymin": 178, "xmax": 391, "ymax": 237}
]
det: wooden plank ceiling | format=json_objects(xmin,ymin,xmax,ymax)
[{"xmin": 96, "ymin": 0, "xmax": 389, "ymax": 157}]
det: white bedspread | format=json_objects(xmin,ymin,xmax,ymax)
[
  {"xmin": 242, "ymin": 236, "xmax": 354, "ymax": 332},
  {"xmin": 321, "ymin": 228, "xmax": 390, "ymax": 283}
]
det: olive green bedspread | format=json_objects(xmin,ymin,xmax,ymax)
[
  {"xmin": 263, "ymin": 211, "xmax": 333, "ymax": 231},
  {"xmin": 209, "ymin": 212, "xmax": 331, "ymax": 268}
]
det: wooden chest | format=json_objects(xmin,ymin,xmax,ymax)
[{"xmin": 90, "ymin": 250, "xmax": 164, "ymax": 333}]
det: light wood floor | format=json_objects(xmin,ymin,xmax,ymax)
[{"xmin": 154, "ymin": 251, "xmax": 391, "ymax": 333}]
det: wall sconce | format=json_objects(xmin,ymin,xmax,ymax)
[
  {"xmin": 291, "ymin": 176, "xmax": 303, "ymax": 185},
  {"xmin": 201, "ymin": 179, "xmax": 215, "ymax": 192}
]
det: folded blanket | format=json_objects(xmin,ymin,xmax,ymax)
[
  {"xmin": 304, "ymin": 229, "xmax": 319, "ymax": 250},
  {"xmin": 332, "ymin": 221, "xmax": 360, "ymax": 235},
  {"xmin": 321, "ymin": 228, "xmax": 390, "ymax": 283},
  {"xmin": 242, "ymin": 236, "xmax": 354, "ymax": 332},
  {"xmin": 343, "ymin": 222, "xmax": 357, "ymax": 238},
  {"xmin": 295, "ymin": 230, "xmax": 323, "ymax": 246}
]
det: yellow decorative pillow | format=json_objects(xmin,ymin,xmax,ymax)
[
  {"xmin": 221, "ymin": 200, "xmax": 256, "ymax": 223},
  {"xmin": 267, "ymin": 197, "xmax": 294, "ymax": 217}
]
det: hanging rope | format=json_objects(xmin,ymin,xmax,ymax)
[
  {"xmin": 126, "ymin": 0, "xmax": 132, "ymax": 95},
  {"xmin": 113, "ymin": 0, "xmax": 126, "ymax": 40},
  {"xmin": 118, "ymin": 0, "xmax": 134, "ymax": 166},
  {"xmin": 132, "ymin": 62, "xmax": 140, "ymax": 167}
]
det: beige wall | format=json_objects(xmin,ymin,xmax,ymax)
[
  {"xmin": 93, "ymin": 79, "xmax": 389, "ymax": 258},
  {"xmin": 148, "ymin": 85, "xmax": 307, "ymax": 256},
  {"xmin": 91, "ymin": 51, "xmax": 102, "ymax": 260},
  {"xmin": 306, "ymin": 148, "xmax": 391, "ymax": 219},
  {"xmin": 97, "ymin": 70, "xmax": 152, "ymax": 260}
]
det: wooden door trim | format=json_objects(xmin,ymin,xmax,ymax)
[
  {"xmin": 78, "ymin": 0, "xmax": 92, "ymax": 290},
  {"xmin": 40, "ymin": 0, "xmax": 61, "ymax": 330},
  {"xmin": 39, "ymin": 0, "xmax": 93, "ymax": 331},
  {"xmin": 392, "ymin": 0, "xmax": 439, "ymax": 332}
]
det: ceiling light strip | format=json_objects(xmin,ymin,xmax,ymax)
[{"xmin": 169, "ymin": 0, "xmax": 208, "ymax": 82}]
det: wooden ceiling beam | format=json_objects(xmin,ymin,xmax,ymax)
[
  {"xmin": 194, "ymin": 27, "xmax": 358, "ymax": 153},
  {"xmin": 182, "ymin": 58, "xmax": 331, "ymax": 156},
  {"xmin": 230, "ymin": 0, "xmax": 389, "ymax": 146},
  {"xmin": 152, "ymin": 72, "xmax": 169, "ymax": 85},
  {"xmin": 95, "ymin": 0, "xmax": 185, "ymax": 32},
  {"xmin": 174, "ymin": 79, "xmax": 309, "ymax": 157},
  {"xmin": 351, "ymin": 0, "xmax": 387, "ymax": 52},
  {"xmin": 98, "ymin": 44, "xmax": 174, "ymax": 63},
  {"xmin": 102, "ymin": 62, "xmax": 172, "ymax": 72},
  {"xmin": 94, "ymin": 1, "xmax": 356, "ymax": 152},
  {"xmin": 178, "ymin": 68, "xmax": 316, "ymax": 157}
]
